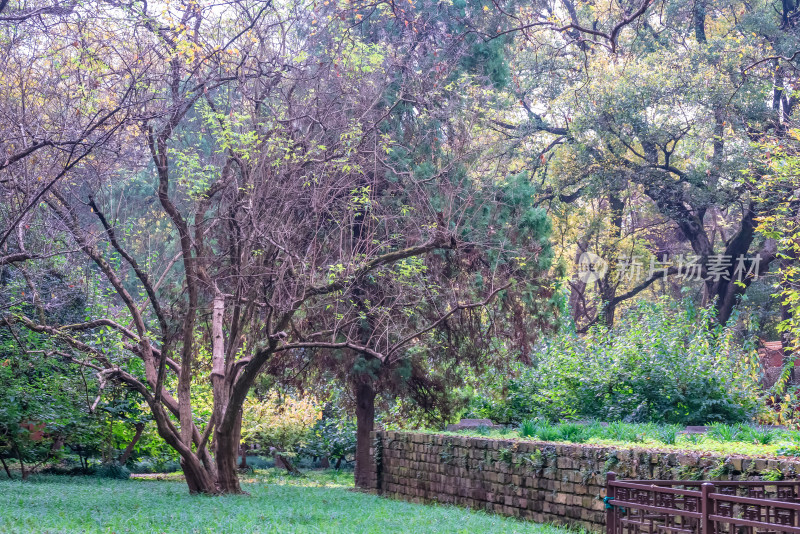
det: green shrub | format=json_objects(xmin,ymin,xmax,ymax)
[
  {"xmin": 129, "ymin": 460, "xmax": 154, "ymax": 474},
  {"xmin": 604, "ymin": 422, "xmax": 643, "ymax": 442},
  {"xmin": 741, "ymin": 425, "xmax": 777, "ymax": 445},
  {"xmin": 41, "ymin": 465, "xmax": 95, "ymax": 476},
  {"xmin": 159, "ymin": 460, "xmax": 181, "ymax": 473},
  {"xmin": 519, "ymin": 420, "xmax": 537, "ymax": 438},
  {"xmin": 465, "ymin": 299, "xmax": 760, "ymax": 425},
  {"xmin": 532, "ymin": 421, "xmax": 561, "ymax": 441},
  {"xmin": 708, "ymin": 422, "xmax": 741, "ymax": 442},
  {"xmin": 238, "ymin": 456, "xmax": 272, "ymax": 470},
  {"xmin": 681, "ymin": 433, "xmax": 706, "ymax": 445},
  {"xmin": 241, "ymin": 393, "xmax": 321, "ymax": 453},
  {"xmin": 129, "ymin": 457, "xmax": 181, "ymax": 474},
  {"xmin": 298, "ymin": 405, "xmax": 356, "ymax": 468},
  {"xmin": 654, "ymin": 425, "xmax": 681, "ymax": 445},
  {"xmin": 95, "ymin": 463, "xmax": 130, "ymax": 480},
  {"xmin": 557, "ymin": 423, "xmax": 588, "ymax": 443},
  {"xmin": 582, "ymin": 421, "xmax": 605, "ymax": 438}
]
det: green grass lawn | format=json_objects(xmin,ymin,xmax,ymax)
[{"xmin": 0, "ymin": 469, "xmax": 569, "ymax": 533}]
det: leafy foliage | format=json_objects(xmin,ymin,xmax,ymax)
[
  {"xmin": 299, "ymin": 405, "xmax": 357, "ymax": 468},
  {"xmin": 2, "ymin": 0, "xmax": 797, "ymax": 495},
  {"xmin": 708, "ymin": 422, "xmax": 742, "ymax": 443},
  {"xmin": 0, "ymin": 332, "xmax": 92, "ymax": 477},
  {"xmin": 755, "ymin": 129, "xmax": 800, "ymax": 428},
  {"xmin": 467, "ymin": 299, "xmax": 761, "ymax": 425},
  {"xmin": 654, "ymin": 425, "xmax": 681, "ymax": 446},
  {"xmin": 741, "ymin": 425, "xmax": 778, "ymax": 446},
  {"xmin": 510, "ymin": 0, "xmax": 798, "ymax": 330},
  {"xmin": 758, "ymin": 134, "xmax": 800, "ymax": 354},
  {"xmin": 241, "ymin": 393, "xmax": 322, "ymax": 453}
]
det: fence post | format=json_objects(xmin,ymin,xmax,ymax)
[
  {"xmin": 606, "ymin": 471, "xmax": 616, "ymax": 534},
  {"xmin": 701, "ymin": 482, "xmax": 714, "ymax": 534}
]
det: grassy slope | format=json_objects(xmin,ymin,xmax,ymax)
[{"xmin": 0, "ymin": 470, "xmax": 568, "ymax": 534}]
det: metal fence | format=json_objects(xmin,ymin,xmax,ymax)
[{"xmin": 605, "ymin": 472, "xmax": 800, "ymax": 534}]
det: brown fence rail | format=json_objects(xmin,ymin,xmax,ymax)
[{"xmin": 606, "ymin": 472, "xmax": 800, "ymax": 534}]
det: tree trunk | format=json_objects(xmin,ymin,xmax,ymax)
[
  {"xmin": 782, "ymin": 0, "xmax": 794, "ymax": 28},
  {"xmin": 598, "ymin": 192, "xmax": 625, "ymax": 327},
  {"xmin": 0, "ymin": 457, "xmax": 11, "ymax": 479},
  {"xmin": 693, "ymin": 0, "xmax": 706, "ymax": 43},
  {"xmin": 214, "ymin": 406, "xmax": 243, "ymax": 494},
  {"xmin": 118, "ymin": 422, "xmax": 145, "ymax": 465},
  {"xmin": 705, "ymin": 208, "xmax": 775, "ymax": 326},
  {"xmin": 19, "ymin": 457, "xmax": 27, "ymax": 481},
  {"xmin": 209, "ymin": 291, "xmax": 242, "ymax": 493},
  {"xmin": 353, "ymin": 381, "xmax": 376, "ymax": 489},
  {"xmin": 569, "ymin": 238, "xmax": 593, "ymax": 327},
  {"xmin": 239, "ymin": 443, "xmax": 248, "ymax": 469},
  {"xmin": 149, "ymin": 404, "xmax": 217, "ymax": 493},
  {"xmin": 214, "ymin": 428, "xmax": 241, "ymax": 493},
  {"xmin": 271, "ymin": 447, "xmax": 302, "ymax": 475},
  {"xmin": 12, "ymin": 444, "xmax": 28, "ymax": 480},
  {"xmin": 780, "ymin": 253, "xmax": 796, "ymax": 382},
  {"xmin": 179, "ymin": 450, "xmax": 217, "ymax": 494}
]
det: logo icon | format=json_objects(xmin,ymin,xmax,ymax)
[{"xmin": 576, "ymin": 252, "xmax": 608, "ymax": 283}]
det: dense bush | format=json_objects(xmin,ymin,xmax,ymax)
[
  {"xmin": 0, "ymin": 338, "xmax": 91, "ymax": 478},
  {"xmin": 95, "ymin": 463, "xmax": 131, "ymax": 480},
  {"xmin": 241, "ymin": 392, "xmax": 322, "ymax": 453},
  {"xmin": 298, "ymin": 404, "xmax": 357, "ymax": 468},
  {"xmin": 1, "ymin": 328, "xmax": 173, "ymax": 478},
  {"xmin": 467, "ymin": 300, "xmax": 762, "ymax": 425}
]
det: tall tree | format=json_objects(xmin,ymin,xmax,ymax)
[
  {"xmin": 1, "ymin": 0, "xmax": 557, "ymax": 493},
  {"xmin": 494, "ymin": 0, "xmax": 798, "ymax": 329}
]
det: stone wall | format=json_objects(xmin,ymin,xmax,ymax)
[{"xmin": 366, "ymin": 430, "xmax": 800, "ymax": 531}]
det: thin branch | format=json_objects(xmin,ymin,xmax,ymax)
[
  {"xmin": 0, "ymin": 252, "xmax": 34, "ymax": 265},
  {"xmin": 0, "ymin": 97, "xmax": 131, "ymax": 250},
  {"xmin": 744, "ymin": 50, "xmax": 800, "ymax": 73},
  {"xmin": 0, "ymin": 0, "xmax": 77, "ymax": 22},
  {"xmin": 384, "ymin": 282, "xmax": 511, "ymax": 361},
  {"xmin": 610, "ymin": 266, "xmax": 679, "ymax": 305},
  {"xmin": 87, "ymin": 196, "xmax": 168, "ymax": 336},
  {"xmin": 298, "ymin": 233, "xmax": 457, "ymax": 304},
  {"xmin": 60, "ymin": 318, "xmax": 139, "ymax": 341},
  {"xmin": 273, "ymin": 341, "xmax": 387, "ymax": 361},
  {"xmin": 488, "ymin": 0, "xmax": 654, "ymax": 53}
]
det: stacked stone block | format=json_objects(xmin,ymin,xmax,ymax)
[{"xmin": 366, "ymin": 431, "xmax": 800, "ymax": 532}]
